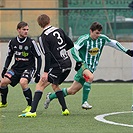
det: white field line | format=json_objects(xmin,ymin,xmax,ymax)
[{"xmin": 95, "ymin": 111, "xmax": 133, "ymax": 128}]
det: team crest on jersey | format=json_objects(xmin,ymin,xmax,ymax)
[
  {"xmin": 24, "ymin": 46, "xmax": 29, "ymax": 50},
  {"xmin": 88, "ymin": 47, "xmax": 99, "ymax": 56},
  {"xmin": 19, "ymin": 45, "xmax": 23, "ymax": 50}
]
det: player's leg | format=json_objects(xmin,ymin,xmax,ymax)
[
  {"xmin": 0, "ymin": 78, "xmax": 9, "ymax": 107},
  {"xmin": 19, "ymin": 78, "xmax": 32, "ymax": 112},
  {"xmin": 82, "ymin": 69, "xmax": 94, "ymax": 83},
  {"xmin": 44, "ymin": 87, "xmax": 67, "ymax": 109},
  {"xmin": 31, "ymin": 80, "xmax": 50, "ymax": 113},
  {"xmin": 44, "ymin": 80, "xmax": 83, "ymax": 109},
  {"xmin": 44, "ymin": 70, "xmax": 84, "ymax": 109},
  {"xmin": 82, "ymin": 82, "xmax": 92, "ymax": 109},
  {"xmin": 20, "ymin": 69, "xmax": 34, "ymax": 112},
  {"xmin": 18, "ymin": 79, "xmax": 50, "ymax": 117},
  {"xmin": 48, "ymin": 87, "xmax": 67, "ymax": 100},
  {"xmin": 44, "ymin": 69, "xmax": 71, "ymax": 110},
  {"xmin": 46, "ymin": 70, "xmax": 70, "ymax": 101},
  {"xmin": 0, "ymin": 69, "xmax": 17, "ymax": 107},
  {"xmin": 52, "ymin": 69, "xmax": 71, "ymax": 115},
  {"xmin": 52, "ymin": 84, "xmax": 70, "ymax": 115},
  {"xmin": 79, "ymin": 68, "xmax": 93, "ymax": 109}
]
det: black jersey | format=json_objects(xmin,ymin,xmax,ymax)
[
  {"xmin": 4, "ymin": 36, "xmax": 41, "ymax": 74},
  {"xmin": 38, "ymin": 26, "xmax": 74, "ymax": 72}
]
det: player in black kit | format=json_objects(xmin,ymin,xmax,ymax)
[
  {"xmin": 0, "ymin": 21, "xmax": 42, "ymax": 113},
  {"xmin": 19, "ymin": 14, "xmax": 74, "ymax": 117}
]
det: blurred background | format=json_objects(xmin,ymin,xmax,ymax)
[{"xmin": 0, "ymin": 0, "xmax": 133, "ymax": 82}]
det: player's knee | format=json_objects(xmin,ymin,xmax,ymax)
[
  {"xmin": 19, "ymin": 78, "xmax": 28, "ymax": 87},
  {"xmin": 0, "ymin": 79, "xmax": 9, "ymax": 87},
  {"xmin": 89, "ymin": 74, "xmax": 94, "ymax": 82},
  {"xmin": 83, "ymin": 70, "xmax": 94, "ymax": 83},
  {"xmin": 0, "ymin": 80, "xmax": 5, "ymax": 86}
]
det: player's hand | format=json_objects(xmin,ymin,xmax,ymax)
[
  {"xmin": 126, "ymin": 49, "xmax": 133, "ymax": 57},
  {"xmin": 34, "ymin": 72, "xmax": 40, "ymax": 83},
  {"xmin": 75, "ymin": 62, "xmax": 82, "ymax": 71},
  {"xmin": 41, "ymin": 72, "xmax": 48, "ymax": 82},
  {"xmin": 1, "ymin": 67, "xmax": 7, "ymax": 78}
]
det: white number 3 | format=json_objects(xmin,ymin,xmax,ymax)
[{"xmin": 53, "ymin": 31, "xmax": 63, "ymax": 45}]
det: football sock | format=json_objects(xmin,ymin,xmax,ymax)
[
  {"xmin": 30, "ymin": 91, "xmax": 42, "ymax": 113},
  {"xmin": 82, "ymin": 82, "xmax": 91, "ymax": 104},
  {"xmin": 62, "ymin": 88, "xmax": 68, "ymax": 96},
  {"xmin": 56, "ymin": 90, "xmax": 67, "ymax": 111},
  {"xmin": 23, "ymin": 88, "xmax": 32, "ymax": 106},
  {"xmin": 0, "ymin": 86, "xmax": 8, "ymax": 104},
  {"xmin": 49, "ymin": 88, "xmax": 68, "ymax": 100}
]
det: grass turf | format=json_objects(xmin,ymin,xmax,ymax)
[{"xmin": 0, "ymin": 83, "xmax": 133, "ymax": 133}]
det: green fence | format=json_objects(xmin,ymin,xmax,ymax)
[{"xmin": 0, "ymin": 7, "xmax": 133, "ymax": 41}]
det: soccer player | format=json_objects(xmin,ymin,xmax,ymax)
[
  {"xmin": 18, "ymin": 14, "xmax": 74, "ymax": 117},
  {"xmin": 43, "ymin": 22, "xmax": 133, "ymax": 111},
  {"xmin": 0, "ymin": 21, "xmax": 42, "ymax": 113}
]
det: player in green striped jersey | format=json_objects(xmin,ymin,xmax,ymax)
[{"xmin": 44, "ymin": 22, "xmax": 133, "ymax": 111}]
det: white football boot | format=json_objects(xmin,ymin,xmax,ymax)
[
  {"xmin": 44, "ymin": 92, "xmax": 51, "ymax": 109},
  {"xmin": 82, "ymin": 101, "xmax": 92, "ymax": 110}
]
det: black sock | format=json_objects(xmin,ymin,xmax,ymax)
[
  {"xmin": 23, "ymin": 88, "xmax": 32, "ymax": 106},
  {"xmin": 30, "ymin": 91, "xmax": 43, "ymax": 113},
  {"xmin": 56, "ymin": 90, "xmax": 67, "ymax": 111},
  {"xmin": 0, "ymin": 86, "xmax": 8, "ymax": 104}
]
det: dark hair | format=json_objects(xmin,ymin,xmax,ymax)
[
  {"xmin": 37, "ymin": 14, "xmax": 50, "ymax": 28},
  {"xmin": 90, "ymin": 22, "xmax": 102, "ymax": 32},
  {"xmin": 17, "ymin": 21, "xmax": 28, "ymax": 29}
]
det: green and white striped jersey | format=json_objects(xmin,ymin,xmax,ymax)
[{"xmin": 71, "ymin": 33, "xmax": 128, "ymax": 73}]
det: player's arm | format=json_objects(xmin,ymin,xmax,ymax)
[
  {"xmin": 71, "ymin": 47, "xmax": 82, "ymax": 63},
  {"xmin": 59, "ymin": 28, "xmax": 74, "ymax": 51},
  {"xmin": 32, "ymin": 40, "xmax": 42, "ymax": 82},
  {"xmin": 1, "ymin": 41, "xmax": 14, "ymax": 78},
  {"xmin": 71, "ymin": 39, "xmax": 85, "ymax": 71},
  {"xmin": 105, "ymin": 36, "xmax": 133, "ymax": 57},
  {"xmin": 41, "ymin": 40, "xmax": 51, "ymax": 73},
  {"xmin": 38, "ymin": 36, "xmax": 51, "ymax": 73},
  {"xmin": 71, "ymin": 47, "xmax": 83, "ymax": 71},
  {"xmin": 38, "ymin": 37, "xmax": 50, "ymax": 72},
  {"xmin": 64, "ymin": 34, "xmax": 74, "ymax": 50}
]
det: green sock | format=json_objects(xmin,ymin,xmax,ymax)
[
  {"xmin": 82, "ymin": 82, "xmax": 91, "ymax": 104},
  {"xmin": 49, "ymin": 88, "xmax": 68, "ymax": 100}
]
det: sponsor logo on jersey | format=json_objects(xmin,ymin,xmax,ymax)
[
  {"xmin": 15, "ymin": 58, "xmax": 29, "ymax": 61},
  {"xmin": 88, "ymin": 47, "xmax": 99, "ymax": 56},
  {"xmin": 15, "ymin": 51, "xmax": 29, "ymax": 57},
  {"xmin": 22, "ymin": 51, "xmax": 29, "ymax": 57}
]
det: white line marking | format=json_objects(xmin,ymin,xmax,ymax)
[
  {"xmin": 95, "ymin": 111, "xmax": 133, "ymax": 128},
  {"xmin": 92, "ymin": 83, "xmax": 132, "ymax": 86}
]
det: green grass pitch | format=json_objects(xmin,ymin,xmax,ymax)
[{"xmin": 0, "ymin": 82, "xmax": 133, "ymax": 133}]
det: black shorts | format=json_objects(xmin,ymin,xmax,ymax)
[
  {"xmin": 48, "ymin": 67, "xmax": 71, "ymax": 85},
  {"xmin": 4, "ymin": 68, "xmax": 35, "ymax": 87}
]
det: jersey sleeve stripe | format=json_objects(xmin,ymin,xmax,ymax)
[
  {"xmin": 38, "ymin": 36, "xmax": 45, "ymax": 55},
  {"xmin": 32, "ymin": 40, "xmax": 41, "ymax": 56}
]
